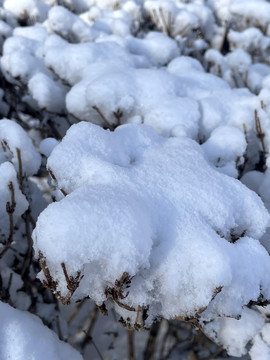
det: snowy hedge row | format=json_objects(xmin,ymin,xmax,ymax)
[{"xmin": 2, "ymin": 0, "xmax": 270, "ymax": 359}]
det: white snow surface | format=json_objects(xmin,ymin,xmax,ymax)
[
  {"xmin": 0, "ymin": 119, "xmax": 41, "ymax": 176},
  {"xmin": 204, "ymin": 307, "xmax": 264, "ymax": 357},
  {"xmin": 0, "ymin": 301, "xmax": 82, "ymax": 360},
  {"xmin": 39, "ymin": 137, "xmax": 59, "ymax": 157},
  {"xmin": 33, "ymin": 122, "xmax": 270, "ymax": 325},
  {"xmin": 4, "ymin": 0, "xmax": 50, "ymax": 22},
  {"xmin": 202, "ymin": 126, "xmax": 247, "ymax": 177}
]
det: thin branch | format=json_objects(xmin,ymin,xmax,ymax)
[
  {"xmin": 82, "ymin": 331, "xmax": 104, "ymax": 360},
  {"xmin": 92, "ymin": 106, "xmax": 114, "ymax": 131},
  {"xmin": 21, "ymin": 209, "xmax": 33, "ymax": 278},
  {"xmin": 127, "ymin": 330, "xmax": 135, "ymax": 360},
  {"xmin": 81, "ymin": 306, "xmax": 99, "ymax": 348},
  {"xmin": 255, "ymin": 109, "xmax": 266, "ymax": 154},
  {"xmin": 67, "ymin": 298, "xmax": 86, "ymax": 324},
  {"xmin": 16, "ymin": 148, "xmax": 23, "ymax": 188},
  {"xmin": 0, "ymin": 182, "xmax": 16, "ymax": 258},
  {"xmin": 143, "ymin": 320, "xmax": 162, "ymax": 360}
]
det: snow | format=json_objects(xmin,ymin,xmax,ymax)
[
  {"xmin": 202, "ymin": 126, "xmax": 247, "ymax": 177},
  {"xmin": 0, "ymin": 301, "xmax": 83, "ymax": 360},
  {"xmin": 204, "ymin": 307, "xmax": 264, "ymax": 357},
  {"xmin": 39, "ymin": 137, "xmax": 59, "ymax": 157},
  {"xmin": 229, "ymin": 0, "xmax": 270, "ymax": 30},
  {"xmin": 250, "ymin": 334, "xmax": 270, "ymax": 360},
  {"xmin": 228, "ymin": 28, "xmax": 263, "ymax": 53},
  {"xmin": 126, "ymin": 32, "xmax": 180, "ymax": 66},
  {"xmin": 44, "ymin": 35, "xmax": 135, "ymax": 85},
  {"xmin": 33, "ymin": 122, "xmax": 270, "ymax": 326},
  {"xmin": 4, "ymin": 0, "xmax": 50, "ymax": 23},
  {"xmin": 1, "ymin": 0, "xmax": 270, "ymax": 357},
  {"xmin": 0, "ymin": 119, "xmax": 41, "ymax": 176},
  {"xmin": 28, "ymin": 72, "xmax": 66, "ymax": 113},
  {"xmin": 46, "ymin": 6, "xmax": 96, "ymax": 43}
]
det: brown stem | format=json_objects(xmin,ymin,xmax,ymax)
[
  {"xmin": 16, "ymin": 148, "xmax": 23, "ymax": 188},
  {"xmin": 0, "ymin": 182, "xmax": 16, "ymax": 258},
  {"xmin": 143, "ymin": 321, "xmax": 162, "ymax": 360},
  {"xmin": 92, "ymin": 106, "xmax": 114, "ymax": 131},
  {"xmin": 127, "ymin": 330, "xmax": 135, "ymax": 360},
  {"xmin": 21, "ymin": 209, "xmax": 33, "ymax": 278},
  {"xmin": 255, "ymin": 109, "xmax": 266, "ymax": 154},
  {"xmin": 81, "ymin": 306, "xmax": 99, "ymax": 348}
]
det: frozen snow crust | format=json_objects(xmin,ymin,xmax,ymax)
[{"xmin": 33, "ymin": 122, "xmax": 270, "ymax": 327}]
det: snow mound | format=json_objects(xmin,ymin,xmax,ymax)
[
  {"xmin": 33, "ymin": 122, "xmax": 270, "ymax": 327},
  {"xmin": 0, "ymin": 118, "xmax": 41, "ymax": 176},
  {"xmin": 0, "ymin": 301, "xmax": 82, "ymax": 360}
]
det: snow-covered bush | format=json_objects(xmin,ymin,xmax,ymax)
[
  {"xmin": 2, "ymin": 0, "xmax": 270, "ymax": 359},
  {"xmin": 33, "ymin": 122, "xmax": 270, "ymax": 328}
]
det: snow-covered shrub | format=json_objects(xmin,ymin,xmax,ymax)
[
  {"xmin": 2, "ymin": 0, "xmax": 270, "ymax": 359},
  {"xmin": 33, "ymin": 122, "xmax": 270, "ymax": 328}
]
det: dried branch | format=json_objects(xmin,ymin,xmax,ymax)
[
  {"xmin": 82, "ymin": 331, "xmax": 104, "ymax": 360},
  {"xmin": 16, "ymin": 148, "xmax": 24, "ymax": 188},
  {"xmin": 21, "ymin": 209, "xmax": 33, "ymax": 278},
  {"xmin": 0, "ymin": 182, "xmax": 16, "ymax": 258},
  {"xmin": 159, "ymin": 8, "xmax": 170, "ymax": 36},
  {"xmin": 92, "ymin": 106, "xmax": 114, "ymax": 131},
  {"xmin": 127, "ymin": 330, "xmax": 135, "ymax": 360},
  {"xmin": 113, "ymin": 109, "xmax": 123, "ymax": 127},
  {"xmin": 105, "ymin": 272, "xmax": 136, "ymax": 312},
  {"xmin": 97, "ymin": 302, "xmax": 108, "ymax": 316},
  {"xmin": 81, "ymin": 305, "xmax": 99, "ymax": 348},
  {"xmin": 143, "ymin": 320, "xmax": 162, "ymax": 360},
  {"xmin": 60, "ymin": 262, "xmax": 83, "ymax": 305},
  {"xmin": 255, "ymin": 109, "xmax": 266, "ymax": 154},
  {"xmin": 38, "ymin": 251, "xmax": 58, "ymax": 292},
  {"xmin": 176, "ymin": 286, "xmax": 223, "ymax": 330},
  {"xmin": 67, "ymin": 298, "xmax": 86, "ymax": 324}
]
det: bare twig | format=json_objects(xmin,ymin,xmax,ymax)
[
  {"xmin": 81, "ymin": 306, "xmax": 99, "ymax": 348},
  {"xmin": 56, "ymin": 315, "xmax": 63, "ymax": 341},
  {"xmin": 16, "ymin": 148, "xmax": 23, "ymax": 187},
  {"xmin": 105, "ymin": 272, "xmax": 136, "ymax": 312},
  {"xmin": 60, "ymin": 263, "xmax": 83, "ymax": 305},
  {"xmin": 143, "ymin": 320, "xmax": 162, "ymax": 360},
  {"xmin": 38, "ymin": 251, "xmax": 58, "ymax": 292},
  {"xmin": 21, "ymin": 209, "xmax": 33, "ymax": 278},
  {"xmin": 67, "ymin": 298, "xmax": 86, "ymax": 324},
  {"xmin": 255, "ymin": 109, "xmax": 266, "ymax": 154},
  {"xmin": 92, "ymin": 106, "xmax": 114, "ymax": 131},
  {"xmin": 127, "ymin": 330, "xmax": 135, "ymax": 360},
  {"xmin": 82, "ymin": 331, "xmax": 104, "ymax": 360},
  {"xmin": 0, "ymin": 182, "xmax": 16, "ymax": 258},
  {"xmin": 159, "ymin": 8, "xmax": 170, "ymax": 35}
]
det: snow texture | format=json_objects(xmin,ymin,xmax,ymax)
[
  {"xmin": 204, "ymin": 307, "xmax": 264, "ymax": 357},
  {"xmin": 33, "ymin": 122, "xmax": 270, "ymax": 326},
  {"xmin": 0, "ymin": 301, "xmax": 83, "ymax": 360},
  {"xmin": 0, "ymin": 118, "xmax": 41, "ymax": 176}
]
